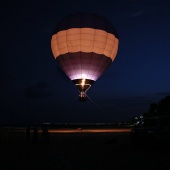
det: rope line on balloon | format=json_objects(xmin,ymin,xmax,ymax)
[
  {"xmin": 86, "ymin": 94, "xmax": 107, "ymax": 114},
  {"xmin": 73, "ymin": 95, "xmax": 80, "ymax": 103}
]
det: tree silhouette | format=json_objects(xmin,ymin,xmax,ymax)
[
  {"xmin": 157, "ymin": 96, "xmax": 170, "ymax": 115},
  {"xmin": 144, "ymin": 96, "xmax": 170, "ymax": 118}
]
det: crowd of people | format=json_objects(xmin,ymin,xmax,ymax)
[{"xmin": 26, "ymin": 125, "xmax": 49, "ymax": 144}]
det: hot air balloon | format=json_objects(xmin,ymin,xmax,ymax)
[{"xmin": 51, "ymin": 13, "xmax": 119, "ymax": 101}]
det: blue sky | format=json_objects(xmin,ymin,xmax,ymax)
[{"xmin": 1, "ymin": 0, "xmax": 170, "ymax": 124}]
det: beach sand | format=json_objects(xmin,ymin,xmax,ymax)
[{"xmin": 0, "ymin": 128, "xmax": 170, "ymax": 170}]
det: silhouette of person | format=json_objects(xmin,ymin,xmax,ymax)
[
  {"xmin": 45, "ymin": 129, "xmax": 50, "ymax": 144},
  {"xmin": 0, "ymin": 133, "xmax": 2, "ymax": 143},
  {"xmin": 26, "ymin": 126, "xmax": 31, "ymax": 142},
  {"xmin": 41, "ymin": 125, "xmax": 47, "ymax": 144},
  {"xmin": 41, "ymin": 125, "xmax": 50, "ymax": 144},
  {"xmin": 32, "ymin": 127, "xmax": 38, "ymax": 144}
]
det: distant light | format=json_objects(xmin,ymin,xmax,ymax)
[{"xmin": 42, "ymin": 123, "xmax": 50, "ymax": 125}]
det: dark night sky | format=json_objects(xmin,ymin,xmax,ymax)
[{"xmin": 1, "ymin": 0, "xmax": 170, "ymax": 124}]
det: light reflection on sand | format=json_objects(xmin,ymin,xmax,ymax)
[{"xmin": 47, "ymin": 128, "xmax": 131, "ymax": 133}]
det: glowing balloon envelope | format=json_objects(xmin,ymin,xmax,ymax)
[{"xmin": 51, "ymin": 13, "xmax": 119, "ymax": 101}]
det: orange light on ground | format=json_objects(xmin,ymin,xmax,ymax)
[{"xmin": 47, "ymin": 128, "xmax": 131, "ymax": 133}]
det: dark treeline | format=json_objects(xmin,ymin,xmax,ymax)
[{"xmin": 144, "ymin": 95, "xmax": 170, "ymax": 118}]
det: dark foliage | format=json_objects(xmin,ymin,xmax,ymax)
[{"xmin": 144, "ymin": 96, "xmax": 170, "ymax": 117}]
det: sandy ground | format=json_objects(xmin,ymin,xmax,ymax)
[{"xmin": 0, "ymin": 129, "xmax": 170, "ymax": 170}]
